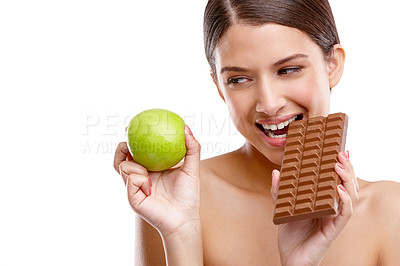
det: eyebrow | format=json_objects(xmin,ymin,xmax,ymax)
[
  {"xmin": 220, "ymin": 53, "xmax": 309, "ymax": 75},
  {"xmin": 273, "ymin": 53, "xmax": 309, "ymax": 67},
  {"xmin": 220, "ymin": 66, "xmax": 250, "ymax": 75}
]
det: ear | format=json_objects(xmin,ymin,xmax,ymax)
[
  {"xmin": 328, "ymin": 44, "xmax": 346, "ymax": 89},
  {"xmin": 210, "ymin": 71, "xmax": 225, "ymax": 102}
]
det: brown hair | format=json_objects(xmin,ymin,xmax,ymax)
[{"xmin": 204, "ymin": 0, "xmax": 340, "ymax": 77}]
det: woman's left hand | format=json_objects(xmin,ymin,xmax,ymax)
[{"xmin": 271, "ymin": 151, "xmax": 359, "ymax": 266}]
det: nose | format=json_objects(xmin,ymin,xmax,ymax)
[{"xmin": 255, "ymin": 79, "xmax": 286, "ymax": 116}]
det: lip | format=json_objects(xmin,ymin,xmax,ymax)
[
  {"xmin": 255, "ymin": 113, "xmax": 304, "ymax": 148},
  {"xmin": 256, "ymin": 113, "xmax": 303, "ymax": 125},
  {"xmin": 256, "ymin": 126, "xmax": 287, "ymax": 147}
]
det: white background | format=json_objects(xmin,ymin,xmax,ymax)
[{"xmin": 1, "ymin": 1, "xmax": 399, "ymax": 265}]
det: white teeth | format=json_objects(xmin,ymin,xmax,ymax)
[
  {"xmin": 261, "ymin": 115, "xmax": 299, "ymax": 131},
  {"xmin": 267, "ymin": 131, "xmax": 287, "ymax": 138}
]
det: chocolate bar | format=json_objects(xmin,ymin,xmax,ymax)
[{"xmin": 273, "ymin": 113, "xmax": 349, "ymax": 225}]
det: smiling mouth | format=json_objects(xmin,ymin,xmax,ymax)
[{"xmin": 256, "ymin": 114, "xmax": 303, "ymax": 138}]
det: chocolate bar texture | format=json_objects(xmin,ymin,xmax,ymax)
[{"xmin": 273, "ymin": 113, "xmax": 349, "ymax": 225}]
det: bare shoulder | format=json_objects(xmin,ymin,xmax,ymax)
[
  {"xmin": 357, "ymin": 179, "xmax": 400, "ymax": 265},
  {"xmin": 199, "ymin": 149, "xmax": 246, "ymax": 191},
  {"xmin": 200, "ymin": 149, "xmax": 240, "ymax": 173},
  {"xmin": 359, "ymin": 179, "xmax": 400, "ymax": 212},
  {"xmin": 200, "ymin": 149, "xmax": 244, "ymax": 184},
  {"xmin": 357, "ymin": 179, "xmax": 400, "ymax": 221},
  {"xmin": 199, "ymin": 150, "xmax": 238, "ymax": 194}
]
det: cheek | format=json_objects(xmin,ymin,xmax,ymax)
[
  {"xmin": 224, "ymin": 91, "xmax": 254, "ymax": 123},
  {"xmin": 223, "ymin": 91, "xmax": 259, "ymax": 140},
  {"xmin": 287, "ymin": 73, "xmax": 331, "ymax": 116}
]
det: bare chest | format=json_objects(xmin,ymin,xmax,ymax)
[
  {"xmin": 200, "ymin": 185, "xmax": 281, "ymax": 265},
  {"xmin": 200, "ymin": 186, "xmax": 379, "ymax": 266}
]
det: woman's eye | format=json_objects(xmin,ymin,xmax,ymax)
[
  {"xmin": 227, "ymin": 77, "xmax": 249, "ymax": 85},
  {"xmin": 278, "ymin": 67, "xmax": 302, "ymax": 75}
]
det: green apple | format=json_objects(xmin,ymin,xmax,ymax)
[{"xmin": 127, "ymin": 109, "xmax": 186, "ymax": 171}]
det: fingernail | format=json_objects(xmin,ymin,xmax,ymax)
[
  {"xmin": 345, "ymin": 150, "xmax": 350, "ymax": 159},
  {"xmin": 145, "ymin": 188, "xmax": 151, "ymax": 196},
  {"xmin": 146, "ymin": 182, "xmax": 151, "ymax": 196},
  {"xmin": 337, "ymin": 162, "xmax": 345, "ymax": 170},
  {"xmin": 338, "ymin": 184, "xmax": 346, "ymax": 192},
  {"xmin": 148, "ymin": 176, "xmax": 152, "ymax": 187},
  {"xmin": 185, "ymin": 125, "xmax": 193, "ymax": 136}
]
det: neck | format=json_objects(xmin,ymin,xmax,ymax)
[{"xmin": 237, "ymin": 141, "xmax": 280, "ymax": 194}]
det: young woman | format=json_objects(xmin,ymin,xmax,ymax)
[{"xmin": 114, "ymin": 0, "xmax": 400, "ymax": 265}]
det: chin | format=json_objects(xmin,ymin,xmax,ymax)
[
  {"xmin": 263, "ymin": 147, "xmax": 284, "ymax": 166},
  {"xmin": 249, "ymin": 140, "xmax": 285, "ymax": 166}
]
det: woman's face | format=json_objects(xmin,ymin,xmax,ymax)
[{"xmin": 213, "ymin": 23, "xmax": 337, "ymax": 165}]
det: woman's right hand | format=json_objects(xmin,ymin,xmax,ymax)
[
  {"xmin": 271, "ymin": 151, "xmax": 358, "ymax": 266},
  {"xmin": 113, "ymin": 126, "xmax": 201, "ymax": 239}
]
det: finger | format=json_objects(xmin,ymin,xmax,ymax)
[
  {"xmin": 127, "ymin": 173, "xmax": 151, "ymax": 210},
  {"xmin": 336, "ymin": 152, "xmax": 359, "ymax": 203},
  {"xmin": 169, "ymin": 161, "xmax": 184, "ymax": 170},
  {"xmin": 355, "ymin": 177, "xmax": 359, "ymax": 192},
  {"xmin": 114, "ymin": 142, "xmax": 131, "ymax": 173},
  {"xmin": 127, "ymin": 151, "xmax": 133, "ymax": 162},
  {"xmin": 344, "ymin": 150, "xmax": 359, "ymax": 192},
  {"xmin": 271, "ymin": 169, "xmax": 280, "ymax": 203},
  {"xmin": 335, "ymin": 162, "xmax": 359, "ymax": 205},
  {"xmin": 338, "ymin": 151, "xmax": 355, "ymax": 177},
  {"xmin": 119, "ymin": 160, "xmax": 149, "ymax": 184},
  {"xmin": 333, "ymin": 184, "xmax": 353, "ymax": 231},
  {"xmin": 180, "ymin": 126, "xmax": 201, "ymax": 177}
]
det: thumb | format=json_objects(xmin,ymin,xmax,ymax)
[
  {"xmin": 180, "ymin": 125, "xmax": 201, "ymax": 177},
  {"xmin": 271, "ymin": 169, "xmax": 280, "ymax": 203}
]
